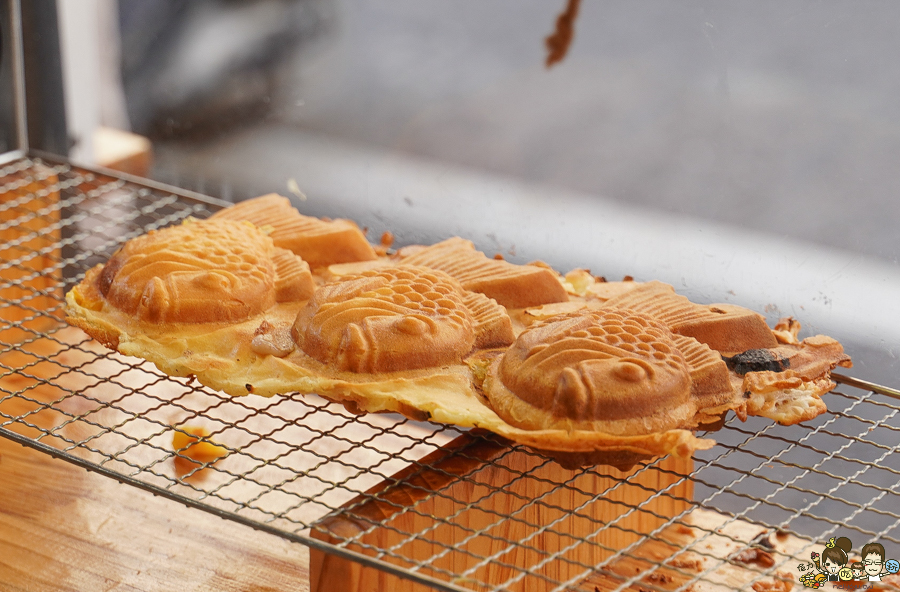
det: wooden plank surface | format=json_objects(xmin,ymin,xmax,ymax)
[
  {"xmin": 0, "ymin": 435, "xmax": 310, "ymax": 592},
  {"xmin": 0, "ymin": 326, "xmax": 314, "ymax": 592},
  {"xmin": 0, "ymin": 325, "xmax": 442, "ymax": 592},
  {"xmin": 583, "ymin": 507, "xmax": 900, "ymax": 591}
]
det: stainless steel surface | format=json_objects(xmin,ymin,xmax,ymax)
[
  {"xmin": 2, "ymin": 156, "xmax": 899, "ymax": 591},
  {"xmin": 833, "ymin": 372, "xmax": 900, "ymax": 402}
]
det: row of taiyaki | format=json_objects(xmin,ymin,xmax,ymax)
[{"xmin": 66, "ymin": 194, "xmax": 852, "ymax": 466}]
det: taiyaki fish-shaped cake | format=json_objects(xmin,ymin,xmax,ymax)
[
  {"xmin": 210, "ymin": 193, "xmax": 377, "ymax": 267},
  {"xmin": 65, "ymin": 194, "xmax": 853, "ymax": 467},
  {"xmin": 400, "ymin": 237, "xmax": 569, "ymax": 308},
  {"xmin": 294, "ymin": 266, "xmax": 513, "ymax": 373},
  {"xmin": 484, "ymin": 309, "xmax": 729, "ymax": 436},
  {"xmin": 585, "ymin": 280, "xmax": 851, "ymax": 426},
  {"xmin": 68, "ymin": 217, "xmax": 315, "ymax": 348}
]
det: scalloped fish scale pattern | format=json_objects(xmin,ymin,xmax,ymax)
[
  {"xmin": 524, "ymin": 309, "xmax": 686, "ymax": 374},
  {"xmin": 493, "ymin": 309, "xmax": 693, "ymax": 425},
  {"xmin": 101, "ymin": 219, "xmax": 275, "ymax": 324},
  {"xmin": 297, "ymin": 266, "xmax": 477, "ymax": 373}
]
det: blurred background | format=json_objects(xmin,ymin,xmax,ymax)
[{"xmin": 48, "ymin": 0, "xmax": 900, "ymax": 385}]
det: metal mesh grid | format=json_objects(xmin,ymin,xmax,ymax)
[{"xmin": 2, "ymin": 155, "xmax": 899, "ymax": 592}]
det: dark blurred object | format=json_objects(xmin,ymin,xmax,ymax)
[
  {"xmin": 119, "ymin": 0, "xmax": 331, "ymax": 140},
  {"xmin": 0, "ymin": 1, "xmax": 17, "ymax": 154},
  {"xmin": 22, "ymin": 0, "xmax": 68, "ymax": 154},
  {"xmin": 0, "ymin": 0, "xmax": 68, "ymax": 155}
]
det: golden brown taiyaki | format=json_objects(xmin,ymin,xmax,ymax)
[
  {"xmin": 65, "ymin": 194, "xmax": 852, "ymax": 468},
  {"xmin": 294, "ymin": 266, "xmax": 513, "ymax": 373}
]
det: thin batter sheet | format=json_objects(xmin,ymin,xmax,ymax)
[
  {"xmin": 67, "ymin": 269, "xmax": 707, "ymax": 466},
  {"xmin": 65, "ymin": 196, "xmax": 852, "ymax": 467}
]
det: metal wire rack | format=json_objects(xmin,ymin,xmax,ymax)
[{"xmin": 2, "ymin": 155, "xmax": 899, "ymax": 592}]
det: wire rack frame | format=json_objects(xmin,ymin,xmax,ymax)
[{"xmin": 1, "ymin": 155, "xmax": 899, "ymax": 592}]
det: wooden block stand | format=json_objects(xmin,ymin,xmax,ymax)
[{"xmin": 309, "ymin": 433, "xmax": 694, "ymax": 592}]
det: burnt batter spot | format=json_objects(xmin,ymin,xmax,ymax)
[
  {"xmin": 750, "ymin": 530, "xmax": 776, "ymax": 550},
  {"xmin": 644, "ymin": 572, "xmax": 674, "ymax": 584},
  {"xmin": 734, "ymin": 547, "xmax": 776, "ymax": 568},
  {"xmin": 722, "ymin": 349, "xmax": 790, "ymax": 375},
  {"xmin": 245, "ymin": 383, "xmax": 254, "ymax": 393},
  {"xmin": 98, "ymin": 254, "xmax": 124, "ymax": 296}
]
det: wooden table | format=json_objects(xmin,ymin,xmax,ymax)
[
  {"xmin": 0, "ymin": 155, "xmax": 309, "ymax": 591},
  {"xmin": 0, "ymin": 436, "xmax": 310, "ymax": 592}
]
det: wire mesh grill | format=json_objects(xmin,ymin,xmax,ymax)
[{"xmin": 2, "ymin": 155, "xmax": 899, "ymax": 592}]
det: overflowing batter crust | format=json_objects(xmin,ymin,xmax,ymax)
[{"xmin": 65, "ymin": 194, "xmax": 852, "ymax": 468}]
